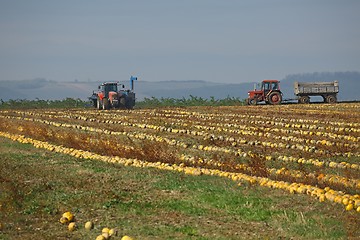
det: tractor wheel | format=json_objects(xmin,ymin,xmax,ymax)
[
  {"xmin": 298, "ymin": 96, "xmax": 310, "ymax": 104},
  {"xmin": 326, "ymin": 95, "xmax": 337, "ymax": 103},
  {"xmin": 248, "ymin": 98, "xmax": 258, "ymax": 105},
  {"xmin": 128, "ymin": 99, "xmax": 136, "ymax": 109},
  {"xmin": 92, "ymin": 99, "xmax": 97, "ymax": 108},
  {"xmin": 102, "ymin": 98, "xmax": 110, "ymax": 110},
  {"xmin": 268, "ymin": 92, "xmax": 282, "ymax": 105},
  {"xmin": 96, "ymin": 98, "xmax": 102, "ymax": 110},
  {"xmin": 119, "ymin": 97, "xmax": 126, "ymax": 108}
]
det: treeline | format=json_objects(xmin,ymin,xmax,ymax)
[
  {"xmin": 0, "ymin": 96, "xmax": 246, "ymax": 109},
  {"xmin": 282, "ymin": 71, "xmax": 360, "ymax": 82}
]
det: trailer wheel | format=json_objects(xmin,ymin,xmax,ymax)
[
  {"xmin": 268, "ymin": 92, "xmax": 282, "ymax": 105},
  {"xmin": 326, "ymin": 95, "xmax": 337, "ymax": 103},
  {"xmin": 102, "ymin": 98, "xmax": 110, "ymax": 110},
  {"xmin": 298, "ymin": 96, "xmax": 310, "ymax": 104}
]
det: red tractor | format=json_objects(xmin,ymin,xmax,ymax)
[
  {"xmin": 247, "ymin": 80, "xmax": 282, "ymax": 105},
  {"xmin": 89, "ymin": 76, "xmax": 137, "ymax": 110}
]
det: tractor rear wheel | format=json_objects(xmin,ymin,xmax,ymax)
[
  {"xmin": 92, "ymin": 99, "xmax": 97, "ymax": 108},
  {"xmin": 268, "ymin": 92, "xmax": 282, "ymax": 105},
  {"xmin": 119, "ymin": 97, "xmax": 126, "ymax": 108}
]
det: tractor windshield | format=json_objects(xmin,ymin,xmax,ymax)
[
  {"xmin": 105, "ymin": 84, "xmax": 118, "ymax": 92},
  {"xmin": 263, "ymin": 82, "xmax": 279, "ymax": 91},
  {"xmin": 271, "ymin": 82, "xmax": 279, "ymax": 90},
  {"xmin": 263, "ymin": 82, "xmax": 271, "ymax": 91}
]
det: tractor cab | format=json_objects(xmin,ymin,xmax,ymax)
[
  {"xmin": 262, "ymin": 80, "xmax": 280, "ymax": 94},
  {"xmin": 247, "ymin": 80, "xmax": 282, "ymax": 105},
  {"xmin": 99, "ymin": 82, "xmax": 119, "ymax": 98}
]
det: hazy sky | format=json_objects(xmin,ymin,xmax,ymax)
[{"xmin": 0, "ymin": 0, "xmax": 359, "ymax": 83}]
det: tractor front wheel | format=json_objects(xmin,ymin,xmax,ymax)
[
  {"xmin": 268, "ymin": 92, "xmax": 282, "ymax": 105},
  {"xmin": 102, "ymin": 98, "xmax": 110, "ymax": 110},
  {"xmin": 248, "ymin": 98, "xmax": 258, "ymax": 105},
  {"xmin": 96, "ymin": 98, "xmax": 102, "ymax": 110}
]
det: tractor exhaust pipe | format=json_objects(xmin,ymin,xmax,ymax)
[{"xmin": 130, "ymin": 76, "xmax": 137, "ymax": 91}]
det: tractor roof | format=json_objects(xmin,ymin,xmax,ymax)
[
  {"xmin": 101, "ymin": 81, "xmax": 118, "ymax": 85},
  {"xmin": 263, "ymin": 79, "xmax": 279, "ymax": 83}
]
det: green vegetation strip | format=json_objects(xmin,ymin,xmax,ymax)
[{"xmin": 0, "ymin": 96, "xmax": 246, "ymax": 109}]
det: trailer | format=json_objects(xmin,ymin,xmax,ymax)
[
  {"xmin": 247, "ymin": 80, "xmax": 339, "ymax": 105},
  {"xmin": 294, "ymin": 81, "xmax": 339, "ymax": 104}
]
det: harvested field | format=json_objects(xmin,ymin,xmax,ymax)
[{"xmin": 0, "ymin": 103, "xmax": 359, "ymax": 239}]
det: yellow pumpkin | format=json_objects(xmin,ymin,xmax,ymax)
[
  {"xmin": 121, "ymin": 236, "xmax": 134, "ymax": 240},
  {"xmin": 62, "ymin": 211, "xmax": 74, "ymax": 222},
  {"xmin": 84, "ymin": 221, "xmax": 93, "ymax": 230},
  {"xmin": 68, "ymin": 222, "xmax": 77, "ymax": 231}
]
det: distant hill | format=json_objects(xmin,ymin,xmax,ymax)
[{"xmin": 0, "ymin": 71, "xmax": 359, "ymax": 102}]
